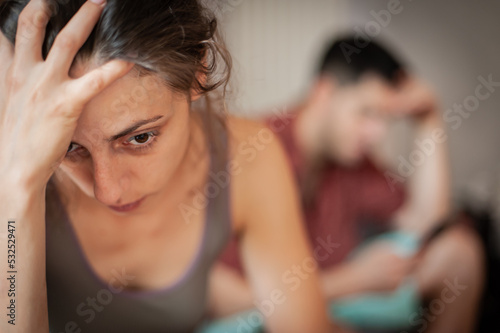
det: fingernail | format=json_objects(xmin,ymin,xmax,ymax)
[{"xmin": 89, "ymin": 0, "xmax": 106, "ymax": 5}]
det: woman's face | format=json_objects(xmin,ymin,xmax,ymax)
[{"xmin": 58, "ymin": 60, "xmax": 192, "ymax": 215}]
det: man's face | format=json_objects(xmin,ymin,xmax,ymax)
[{"xmin": 320, "ymin": 75, "xmax": 399, "ymax": 166}]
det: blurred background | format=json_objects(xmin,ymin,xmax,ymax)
[{"xmin": 212, "ymin": 0, "xmax": 500, "ymax": 331}]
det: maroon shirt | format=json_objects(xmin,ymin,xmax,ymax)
[{"xmin": 219, "ymin": 111, "xmax": 407, "ymax": 273}]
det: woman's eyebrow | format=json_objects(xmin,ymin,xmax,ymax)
[{"xmin": 105, "ymin": 115, "xmax": 164, "ymax": 142}]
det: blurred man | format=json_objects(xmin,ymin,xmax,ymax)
[{"xmin": 210, "ymin": 36, "xmax": 485, "ymax": 333}]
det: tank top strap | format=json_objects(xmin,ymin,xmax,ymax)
[{"xmin": 195, "ymin": 113, "xmax": 232, "ymax": 270}]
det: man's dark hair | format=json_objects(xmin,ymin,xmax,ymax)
[{"xmin": 317, "ymin": 35, "xmax": 406, "ymax": 86}]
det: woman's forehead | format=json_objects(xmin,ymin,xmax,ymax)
[
  {"xmin": 70, "ymin": 69, "xmax": 174, "ymax": 128},
  {"xmin": 71, "ymin": 60, "xmax": 170, "ymax": 102}
]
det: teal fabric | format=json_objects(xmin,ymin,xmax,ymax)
[
  {"xmin": 196, "ymin": 309, "xmax": 264, "ymax": 333},
  {"xmin": 329, "ymin": 231, "xmax": 422, "ymax": 330},
  {"xmin": 198, "ymin": 231, "xmax": 422, "ymax": 332},
  {"xmin": 350, "ymin": 230, "xmax": 421, "ymax": 259},
  {"xmin": 329, "ymin": 277, "xmax": 420, "ymax": 330}
]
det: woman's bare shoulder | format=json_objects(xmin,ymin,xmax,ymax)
[
  {"xmin": 225, "ymin": 114, "xmax": 268, "ymax": 140},
  {"xmin": 225, "ymin": 113, "xmax": 289, "ymax": 175},
  {"xmin": 224, "ymin": 113, "xmax": 298, "ymax": 231}
]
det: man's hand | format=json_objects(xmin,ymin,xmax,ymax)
[
  {"xmin": 346, "ymin": 239, "xmax": 419, "ymax": 292},
  {"xmin": 392, "ymin": 77, "xmax": 438, "ymax": 119}
]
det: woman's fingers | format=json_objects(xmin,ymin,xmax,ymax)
[
  {"xmin": 67, "ymin": 59, "xmax": 135, "ymax": 107},
  {"xmin": 0, "ymin": 33, "xmax": 14, "ymax": 113},
  {"xmin": 45, "ymin": 0, "xmax": 106, "ymax": 75},
  {"xmin": 13, "ymin": 0, "xmax": 51, "ymax": 65}
]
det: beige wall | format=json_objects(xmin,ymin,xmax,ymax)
[
  {"xmin": 218, "ymin": 0, "xmax": 500, "ymax": 248},
  {"xmin": 217, "ymin": 0, "xmax": 349, "ymax": 116}
]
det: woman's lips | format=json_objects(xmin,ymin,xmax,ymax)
[{"xmin": 108, "ymin": 196, "xmax": 146, "ymax": 212}]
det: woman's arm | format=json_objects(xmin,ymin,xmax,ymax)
[
  {"xmin": 207, "ymin": 262, "xmax": 255, "ymax": 317},
  {"xmin": 228, "ymin": 118, "xmax": 333, "ymax": 333},
  {"xmin": 0, "ymin": 178, "xmax": 49, "ymax": 333},
  {"xmin": 0, "ymin": 1, "xmax": 133, "ymax": 331}
]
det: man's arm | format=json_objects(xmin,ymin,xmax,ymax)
[
  {"xmin": 388, "ymin": 78, "xmax": 451, "ymax": 238},
  {"xmin": 321, "ymin": 78, "xmax": 450, "ymax": 300},
  {"xmin": 320, "ymin": 238, "xmax": 419, "ymax": 299}
]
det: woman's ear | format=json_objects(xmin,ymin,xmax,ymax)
[
  {"xmin": 191, "ymin": 49, "xmax": 210, "ymax": 102},
  {"xmin": 191, "ymin": 70, "xmax": 207, "ymax": 102}
]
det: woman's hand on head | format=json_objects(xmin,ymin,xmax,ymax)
[{"xmin": 0, "ymin": 0, "xmax": 134, "ymax": 189}]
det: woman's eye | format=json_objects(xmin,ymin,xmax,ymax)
[
  {"xmin": 126, "ymin": 131, "xmax": 159, "ymax": 148},
  {"xmin": 67, "ymin": 143, "xmax": 80, "ymax": 154},
  {"xmin": 65, "ymin": 131, "xmax": 159, "ymax": 159}
]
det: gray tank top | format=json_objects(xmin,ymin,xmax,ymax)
[{"xmin": 45, "ymin": 117, "xmax": 231, "ymax": 333}]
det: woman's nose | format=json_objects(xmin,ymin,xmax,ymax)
[{"xmin": 92, "ymin": 157, "xmax": 131, "ymax": 206}]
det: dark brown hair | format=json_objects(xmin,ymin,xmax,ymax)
[
  {"xmin": 317, "ymin": 34, "xmax": 405, "ymax": 87},
  {"xmin": 0, "ymin": 0, "xmax": 232, "ymax": 95},
  {"xmin": 0, "ymin": 0, "xmax": 232, "ymax": 211}
]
